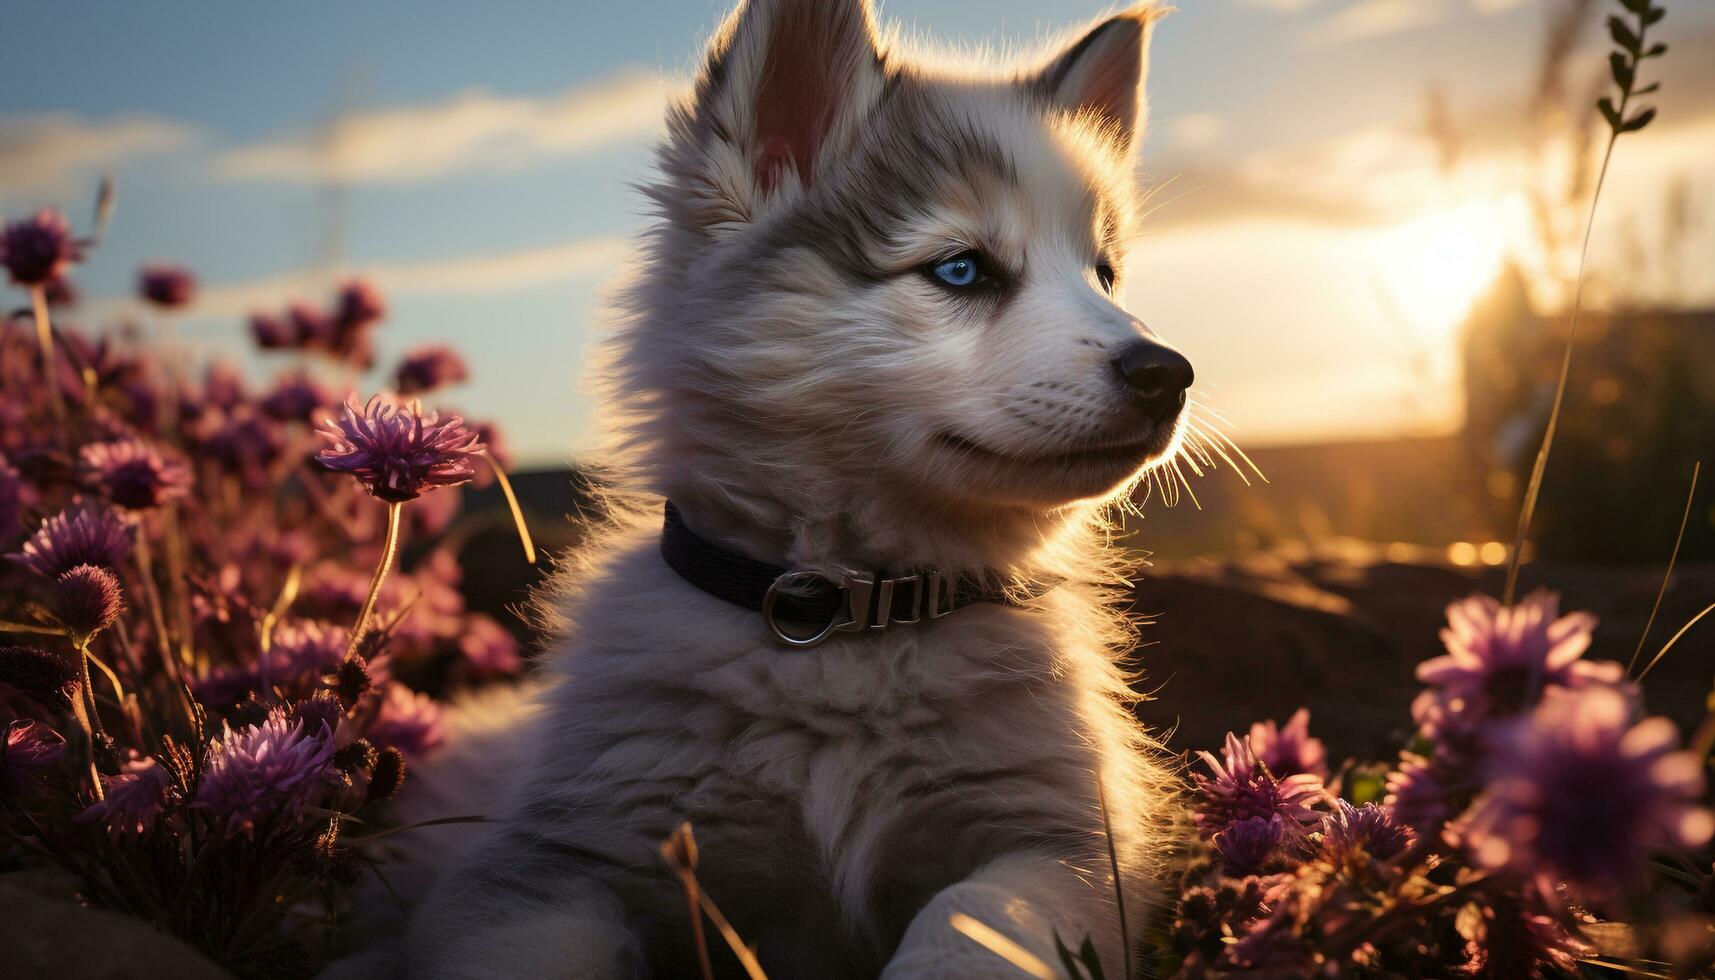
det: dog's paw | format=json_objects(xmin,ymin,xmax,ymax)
[{"xmin": 881, "ymin": 880, "xmax": 1063, "ymax": 979}]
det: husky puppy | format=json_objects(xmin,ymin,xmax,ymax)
[{"xmin": 405, "ymin": 1, "xmax": 1194, "ymax": 976}]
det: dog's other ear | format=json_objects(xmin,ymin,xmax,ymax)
[
  {"xmin": 693, "ymin": 0, "xmax": 884, "ymax": 199},
  {"xmin": 1030, "ymin": 5, "xmax": 1163, "ymax": 152}
]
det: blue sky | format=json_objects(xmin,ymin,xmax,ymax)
[{"xmin": 3, "ymin": 0, "xmax": 1712, "ymax": 466}]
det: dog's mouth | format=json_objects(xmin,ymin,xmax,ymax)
[{"xmin": 933, "ymin": 429, "xmax": 1173, "ymax": 470}]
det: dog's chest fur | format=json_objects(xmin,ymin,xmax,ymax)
[{"xmin": 505, "ymin": 525, "xmax": 1155, "ymax": 976}]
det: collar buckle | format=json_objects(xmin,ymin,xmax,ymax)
[{"xmin": 761, "ymin": 570, "xmax": 960, "ymax": 648}]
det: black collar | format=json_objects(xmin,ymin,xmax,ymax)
[{"xmin": 659, "ymin": 501, "xmax": 1053, "ymax": 647}]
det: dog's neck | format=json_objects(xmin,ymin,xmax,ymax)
[{"xmin": 664, "ymin": 483, "xmax": 1090, "ymax": 581}]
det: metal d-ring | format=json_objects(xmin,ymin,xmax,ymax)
[{"xmin": 761, "ymin": 571, "xmax": 848, "ymax": 647}]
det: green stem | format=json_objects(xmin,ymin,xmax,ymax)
[
  {"xmin": 69, "ymin": 641, "xmax": 104, "ymax": 801},
  {"xmin": 1501, "ymin": 5, "xmax": 1651, "ymax": 606},
  {"xmin": 345, "ymin": 500, "xmax": 405, "ymax": 660},
  {"xmin": 29, "ymin": 284, "xmax": 68, "ymax": 445},
  {"xmin": 488, "ymin": 456, "xmax": 537, "ymax": 565}
]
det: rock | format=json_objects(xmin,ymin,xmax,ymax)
[{"xmin": 0, "ymin": 867, "xmax": 232, "ymax": 980}]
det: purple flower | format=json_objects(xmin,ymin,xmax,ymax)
[
  {"xmin": 78, "ymin": 438, "xmax": 192, "ymax": 510},
  {"xmin": 334, "ymin": 278, "xmax": 386, "ymax": 331},
  {"xmin": 327, "ymin": 280, "xmax": 385, "ymax": 369},
  {"xmin": 1454, "ymin": 888, "xmax": 1593, "ymax": 977},
  {"xmin": 1, "ymin": 720, "xmax": 64, "ymax": 795},
  {"xmin": 195, "ymin": 406, "xmax": 285, "ymax": 480},
  {"xmin": 137, "ymin": 263, "xmax": 196, "ymax": 309},
  {"xmin": 1248, "ymin": 708, "xmax": 1328, "ymax": 781},
  {"xmin": 285, "ymin": 301, "xmax": 333, "ymax": 350},
  {"xmin": 459, "ymin": 614, "xmax": 522, "ymax": 678},
  {"xmin": 1465, "ymin": 685, "xmax": 1714, "ymax": 896},
  {"xmin": 393, "ymin": 345, "xmax": 470, "ymax": 396},
  {"xmin": 259, "ymin": 372, "xmax": 334, "ymax": 423},
  {"xmin": 249, "ymin": 311, "xmax": 291, "ymax": 349},
  {"xmin": 195, "ymin": 705, "xmax": 337, "ymax": 834},
  {"xmin": 79, "ymin": 756, "xmax": 172, "ymax": 839},
  {"xmin": 1382, "ymin": 750, "xmax": 1455, "ymax": 836},
  {"xmin": 1, "ymin": 207, "xmax": 83, "ymax": 286},
  {"xmin": 1213, "ymin": 814, "xmax": 1283, "ymax": 876},
  {"xmin": 1193, "ymin": 732, "xmax": 1324, "ymax": 841},
  {"xmin": 1318, "ymin": 800, "xmax": 1413, "ymax": 864},
  {"xmin": 366, "ymin": 685, "xmax": 445, "ymax": 757},
  {"xmin": 203, "ymin": 361, "xmax": 247, "ymax": 410},
  {"xmin": 1416, "ymin": 592, "xmax": 1622, "ymax": 735},
  {"xmin": 316, "ymin": 395, "xmax": 485, "ymax": 502},
  {"xmin": 54, "ymin": 564, "xmax": 123, "ymax": 638},
  {"xmin": 12, "ymin": 506, "xmax": 131, "ymax": 579},
  {"xmin": 266, "ymin": 619, "xmax": 347, "ymax": 689}
]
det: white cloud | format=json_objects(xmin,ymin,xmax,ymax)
[
  {"xmin": 1164, "ymin": 113, "xmax": 1227, "ymax": 151},
  {"xmin": 1469, "ymin": 0, "xmax": 1532, "ymax": 13},
  {"xmin": 1308, "ymin": 0, "xmax": 1449, "ymax": 44},
  {"xmin": 1235, "ymin": 0, "xmax": 1327, "ymax": 11},
  {"xmin": 215, "ymin": 69, "xmax": 670, "ymax": 185},
  {"xmin": 0, "ymin": 113, "xmax": 197, "ymax": 200}
]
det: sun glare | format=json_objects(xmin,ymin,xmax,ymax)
[{"xmin": 1371, "ymin": 200, "xmax": 1510, "ymax": 339}]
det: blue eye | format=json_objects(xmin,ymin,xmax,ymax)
[{"xmin": 932, "ymin": 253, "xmax": 981, "ymax": 288}]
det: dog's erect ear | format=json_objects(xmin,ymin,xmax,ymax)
[
  {"xmin": 1030, "ymin": 5, "xmax": 1162, "ymax": 151},
  {"xmin": 695, "ymin": 0, "xmax": 884, "ymax": 197}
]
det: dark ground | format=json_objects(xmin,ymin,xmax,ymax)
[{"xmin": 456, "ymin": 467, "xmax": 1715, "ymax": 767}]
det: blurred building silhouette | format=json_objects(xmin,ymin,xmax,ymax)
[{"xmin": 1460, "ymin": 264, "xmax": 1715, "ymax": 562}]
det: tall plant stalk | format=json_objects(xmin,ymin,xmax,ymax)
[
  {"xmin": 29, "ymin": 284, "xmax": 68, "ymax": 444},
  {"xmin": 345, "ymin": 501, "xmax": 405, "ymax": 660},
  {"xmin": 1502, "ymin": 0, "xmax": 1666, "ymax": 605}
]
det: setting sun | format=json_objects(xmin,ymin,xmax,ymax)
[{"xmin": 1371, "ymin": 199, "xmax": 1512, "ymax": 339}]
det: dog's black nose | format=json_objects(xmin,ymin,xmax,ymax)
[{"xmin": 1113, "ymin": 341, "xmax": 1194, "ymax": 421}]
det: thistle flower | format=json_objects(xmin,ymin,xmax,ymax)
[
  {"xmin": 268, "ymin": 620, "xmax": 347, "ymax": 688},
  {"xmin": 366, "ymin": 746, "xmax": 406, "ymax": 802},
  {"xmin": 250, "ymin": 311, "xmax": 292, "ymax": 349},
  {"xmin": 366, "ymin": 684, "xmax": 445, "ymax": 757},
  {"xmin": 328, "ymin": 280, "xmax": 385, "ymax": 369},
  {"xmin": 458, "ymin": 614, "xmax": 522, "ymax": 678},
  {"xmin": 285, "ymin": 301, "xmax": 333, "ymax": 350},
  {"xmin": 0, "ymin": 645, "xmax": 79, "ymax": 711},
  {"xmin": 1416, "ymin": 592, "xmax": 1622, "ymax": 735},
  {"xmin": 1, "ymin": 207, "xmax": 82, "ymax": 286},
  {"xmin": 1214, "ymin": 814, "xmax": 1284, "ymax": 876},
  {"xmin": 203, "ymin": 361, "xmax": 247, "ymax": 410},
  {"xmin": 1248, "ymin": 708, "xmax": 1329, "ymax": 781},
  {"xmin": 292, "ymin": 693, "xmax": 344, "ymax": 739},
  {"xmin": 54, "ymin": 564, "xmax": 123, "ymax": 638},
  {"xmin": 316, "ymin": 396, "xmax": 484, "ymax": 503},
  {"xmin": 195, "ymin": 706, "xmax": 336, "ymax": 834},
  {"xmin": 1318, "ymin": 800, "xmax": 1413, "ymax": 864},
  {"xmin": 12, "ymin": 506, "xmax": 131, "ymax": 579},
  {"xmin": 1, "ymin": 720, "xmax": 64, "ymax": 795},
  {"xmin": 137, "ymin": 263, "xmax": 196, "ymax": 309},
  {"xmin": 196, "ymin": 406, "xmax": 286, "ymax": 479},
  {"xmin": 78, "ymin": 756, "xmax": 171, "ymax": 839},
  {"xmin": 334, "ymin": 278, "xmax": 385, "ymax": 331},
  {"xmin": 78, "ymin": 438, "xmax": 192, "ymax": 510},
  {"xmin": 1382, "ymin": 750, "xmax": 1455, "ymax": 836},
  {"xmin": 259, "ymin": 372, "xmax": 334, "ymax": 423},
  {"xmin": 1193, "ymin": 732, "xmax": 1324, "ymax": 840},
  {"xmin": 393, "ymin": 345, "xmax": 470, "ymax": 396},
  {"xmin": 1454, "ymin": 889, "xmax": 1594, "ymax": 978},
  {"xmin": 1465, "ymin": 686, "xmax": 1714, "ymax": 896}
]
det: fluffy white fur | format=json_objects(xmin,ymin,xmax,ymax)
[{"xmin": 377, "ymin": 2, "xmax": 1198, "ymax": 976}]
